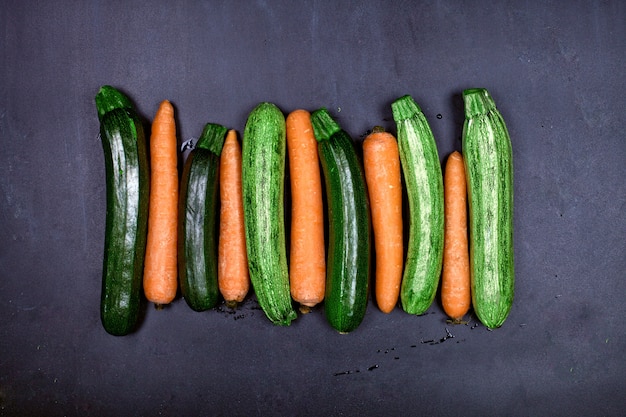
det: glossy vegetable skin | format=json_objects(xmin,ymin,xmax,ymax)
[
  {"xmin": 311, "ymin": 108, "xmax": 370, "ymax": 333},
  {"xmin": 178, "ymin": 123, "xmax": 228, "ymax": 311},
  {"xmin": 95, "ymin": 85, "xmax": 149, "ymax": 336}
]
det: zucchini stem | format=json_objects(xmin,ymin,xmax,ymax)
[
  {"xmin": 391, "ymin": 95, "xmax": 423, "ymax": 122},
  {"xmin": 462, "ymin": 88, "xmax": 497, "ymax": 118},
  {"xmin": 311, "ymin": 108, "xmax": 341, "ymax": 142},
  {"xmin": 195, "ymin": 123, "xmax": 228, "ymax": 155}
]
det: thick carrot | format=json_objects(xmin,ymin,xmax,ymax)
[
  {"xmin": 218, "ymin": 129, "xmax": 250, "ymax": 308},
  {"xmin": 441, "ymin": 151, "xmax": 471, "ymax": 322},
  {"xmin": 286, "ymin": 109, "xmax": 325, "ymax": 312},
  {"xmin": 362, "ymin": 126, "xmax": 403, "ymax": 313},
  {"xmin": 143, "ymin": 100, "xmax": 179, "ymax": 307}
]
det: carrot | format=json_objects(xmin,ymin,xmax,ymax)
[
  {"xmin": 362, "ymin": 126, "xmax": 403, "ymax": 313},
  {"xmin": 218, "ymin": 129, "xmax": 250, "ymax": 308},
  {"xmin": 441, "ymin": 151, "xmax": 471, "ymax": 322},
  {"xmin": 143, "ymin": 100, "xmax": 179, "ymax": 307},
  {"xmin": 286, "ymin": 109, "xmax": 326, "ymax": 313}
]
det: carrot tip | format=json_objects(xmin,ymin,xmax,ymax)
[
  {"xmin": 154, "ymin": 303, "xmax": 165, "ymax": 311},
  {"xmin": 298, "ymin": 304, "xmax": 312, "ymax": 315},
  {"xmin": 225, "ymin": 300, "xmax": 239, "ymax": 310},
  {"xmin": 446, "ymin": 317, "xmax": 469, "ymax": 325}
]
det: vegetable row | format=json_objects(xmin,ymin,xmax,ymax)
[{"xmin": 95, "ymin": 86, "xmax": 514, "ymax": 335}]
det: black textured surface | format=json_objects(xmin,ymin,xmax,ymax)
[{"xmin": 1, "ymin": 1, "xmax": 625, "ymax": 416}]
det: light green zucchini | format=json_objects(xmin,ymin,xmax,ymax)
[
  {"xmin": 462, "ymin": 88, "xmax": 514, "ymax": 329},
  {"xmin": 391, "ymin": 95, "xmax": 444, "ymax": 315},
  {"xmin": 241, "ymin": 102, "xmax": 296, "ymax": 326}
]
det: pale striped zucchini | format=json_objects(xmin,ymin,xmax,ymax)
[
  {"xmin": 241, "ymin": 102, "xmax": 297, "ymax": 326},
  {"xmin": 391, "ymin": 95, "xmax": 444, "ymax": 315},
  {"xmin": 462, "ymin": 88, "xmax": 514, "ymax": 329}
]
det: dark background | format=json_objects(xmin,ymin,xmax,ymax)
[{"xmin": 1, "ymin": 1, "xmax": 625, "ymax": 416}]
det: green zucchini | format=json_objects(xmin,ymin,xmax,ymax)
[
  {"xmin": 178, "ymin": 123, "xmax": 228, "ymax": 312},
  {"xmin": 242, "ymin": 102, "xmax": 296, "ymax": 326},
  {"xmin": 95, "ymin": 86, "xmax": 149, "ymax": 336},
  {"xmin": 311, "ymin": 108, "xmax": 370, "ymax": 333},
  {"xmin": 391, "ymin": 95, "xmax": 444, "ymax": 315},
  {"xmin": 462, "ymin": 88, "xmax": 514, "ymax": 328}
]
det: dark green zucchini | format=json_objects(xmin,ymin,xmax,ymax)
[
  {"xmin": 311, "ymin": 108, "xmax": 370, "ymax": 334},
  {"xmin": 178, "ymin": 123, "xmax": 228, "ymax": 312},
  {"xmin": 462, "ymin": 88, "xmax": 514, "ymax": 329},
  {"xmin": 96, "ymin": 85, "xmax": 149, "ymax": 336},
  {"xmin": 391, "ymin": 95, "xmax": 444, "ymax": 315},
  {"xmin": 242, "ymin": 102, "xmax": 297, "ymax": 326}
]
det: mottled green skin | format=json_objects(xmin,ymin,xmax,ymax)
[
  {"xmin": 462, "ymin": 88, "xmax": 514, "ymax": 329},
  {"xmin": 97, "ymin": 87, "xmax": 149, "ymax": 336},
  {"xmin": 242, "ymin": 103, "xmax": 296, "ymax": 326},
  {"xmin": 178, "ymin": 124, "xmax": 227, "ymax": 312},
  {"xmin": 311, "ymin": 109, "xmax": 370, "ymax": 334},
  {"xmin": 391, "ymin": 95, "xmax": 444, "ymax": 315}
]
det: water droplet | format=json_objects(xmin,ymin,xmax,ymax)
[{"xmin": 436, "ymin": 114, "xmax": 443, "ymax": 119}]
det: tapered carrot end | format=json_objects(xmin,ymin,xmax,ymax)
[
  {"xmin": 225, "ymin": 300, "xmax": 239, "ymax": 310},
  {"xmin": 378, "ymin": 305, "xmax": 395, "ymax": 314},
  {"xmin": 153, "ymin": 100, "xmax": 175, "ymax": 125},
  {"xmin": 446, "ymin": 317, "xmax": 469, "ymax": 325},
  {"xmin": 449, "ymin": 150, "xmax": 463, "ymax": 161},
  {"xmin": 299, "ymin": 304, "xmax": 312, "ymax": 314},
  {"xmin": 159, "ymin": 99, "xmax": 173, "ymax": 109}
]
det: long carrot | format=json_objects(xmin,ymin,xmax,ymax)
[
  {"xmin": 441, "ymin": 151, "xmax": 471, "ymax": 322},
  {"xmin": 143, "ymin": 100, "xmax": 179, "ymax": 307},
  {"xmin": 218, "ymin": 129, "xmax": 250, "ymax": 308},
  {"xmin": 362, "ymin": 126, "xmax": 403, "ymax": 313},
  {"xmin": 286, "ymin": 109, "xmax": 326, "ymax": 313}
]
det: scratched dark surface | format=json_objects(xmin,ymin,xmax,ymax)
[{"xmin": 1, "ymin": 1, "xmax": 625, "ymax": 416}]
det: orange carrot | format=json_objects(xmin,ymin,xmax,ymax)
[
  {"xmin": 286, "ymin": 109, "xmax": 325, "ymax": 312},
  {"xmin": 441, "ymin": 151, "xmax": 471, "ymax": 322},
  {"xmin": 143, "ymin": 100, "xmax": 179, "ymax": 307},
  {"xmin": 218, "ymin": 129, "xmax": 250, "ymax": 308},
  {"xmin": 362, "ymin": 126, "xmax": 403, "ymax": 313}
]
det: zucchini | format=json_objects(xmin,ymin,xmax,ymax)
[
  {"xmin": 462, "ymin": 88, "xmax": 514, "ymax": 328},
  {"xmin": 178, "ymin": 123, "xmax": 228, "ymax": 311},
  {"xmin": 391, "ymin": 95, "xmax": 444, "ymax": 315},
  {"xmin": 242, "ymin": 102, "xmax": 296, "ymax": 326},
  {"xmin": 95, "ymin": 86, "xmax": 149, "ymax": 336},
  {"xmin": 311, "ymin": 108, "xmax": 370, "ymax": 333}
]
